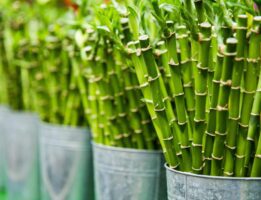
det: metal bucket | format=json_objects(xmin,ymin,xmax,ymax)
[
  {"xmin": 93, "ymin": 143, "xmax": 167, "ymax": 200},
  {"xmin": 3, "ymin": 111, "xmax": 40, "ymax": 200},
  {"xmin": 39, "ymin": 123, "xmax": 94, "ymax": 200},
  {"xmin": 0, "ymin": 106, "xmax": 9, "ymax": 191},
  {"xmin": 165, "ymin": 164, "xmax": 261, "ymax": 200}
]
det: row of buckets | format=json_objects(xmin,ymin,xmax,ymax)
[{"xmin": 0, "ymin": 106, "xmax": 261, "ymax": 200}]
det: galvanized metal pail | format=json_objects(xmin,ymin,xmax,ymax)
[
  {"xmin": 3, "ymin": 111, "xmax": 40, "ymax": 200},
  {"xmin": 39, "ymin": 123, "xmax": 94, "ymax": 200},
  {"xmin": 93, "ymin": 143, "xmax": 167, "ymax": 200},
  {"xmin": 165, "ymin": 164, "xmax": 261, "ymax": 200},
  {"xmin": 0, "ymin": 106, "xmax": 9, "ymax": 191}
]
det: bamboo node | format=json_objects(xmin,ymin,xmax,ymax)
[
  {"xmin": 108, "ymin": 70, "xmax": 116, "ymax": 75},
  {"xmin": 141, "ymin": 45, "xmax": 152, "ymax": 52},
  {"xmin": 162, "ymin": 136, "xmax": 174, "ymax": 141},
  {"xmin": 255, "ymin": 154, "xmax": 261, "ymax": 159},
  {"xmin": 109, "ymin": 116, "xmax": 117, "ymax": 120},
  {"xmin": 176, "ymin": 34, "xmax": 188, "ymax": 39},
  {"xmin": 220, "ymin": 80, "xmax": 232, "ymax": 86},
  {"xmin": 195, "ymin": 91, "xmax": 207, "ymax": 96},
  {"xmin": 212, "ymin": 154, "xmax": 223, "ymax": 160},
  {"xmin": 130, "ymin": 108, "xmax": 139, "ymax": 113},
  {"xmin": 242, "ymin": 89, "xmax": 256, "ymax": 94},
  {"xmin": 215, "ymin": 131, "xmax": 227, "ymax": 136},
  {"xmin": 141, "ymin": 119, "xmax": 151, "ymax": 125},
  {"xmin": 100, "ymin": 95, "xmax": 112, "ymax": 101},
  {"xmin": 192, "ymin": 165, "xmax": 204, "ymax": 171},
  {"xmin": 235, "ymin": 57, "xmax": 245, "ymax": 61},
  {"xmin": 139, "ymin": 82, "xmax": 149, "ymax": 89},
  {"xmin": 125, "ymin": 86, "xmax": 135, "ymax": 91},
  {"xmin": 123, "ymin": 133, "xmax": 131, "ymax": 138},
  {"xmin": 217, "ymin": 105, "xmax": 228, "ymax": 111},
  {"xmin": 180, "ymin": 59, "xmax": 191, "ymax": 65},
  {"xmin": 192, "ymin": 143, "xmax": 202, "ymax": 147},
  {"xmin": 223, "ymin": 171, "xmax": 234, "ymax": 176},
  {"xmin": 180, "ymin": 145, "xmax": 191, "ymax": 149},
  {"xmin": 238, "ymin": 122, "xmax": 248, "ymax": 128},
  {"xmin": 148, "ymin": 73, "xmax": 161, "ymax": 82},
  {"xmin": 250, "ymin": 112, "xmax": 259, "ymax": 116},
  {"xmin": 169, "ymin": 163, "xmax": 180, "ymax": 169},
  {"xmin": 169, "ymin": 59, "xmax": 179, "ymax": 66},
  {"xmin": 151, "ymin": 116, "xmax": 158, "ymax": 121},
  {"xmin": 246, "ymin": 137, "xmax": 254, "ymax": 141},
  {"xmin": 205, "ymin": 131, "xmax": 215, "ymax": 137},
  {"xmin": 231, "ymin": 86, "xmax": 241, "ymax": 90},
  {"xmin": 163, "ymin": 96, "xmax": 171, "ymax": 102},
  {"xmin": 115, "ymin": 134, "xmax": 123, "ymax": 140},
  {"xmin": 225, "ymin": 144, "xmax": 236, "ymax": 150},
  {"xmin": 183, "ymin": 82, "xmax": 193, "ymax": 87},
  {"xmin": 119, "ymin": 113, "xmax": 127, "ymax": 117},
  {"xmin": 224, "ymin": 52, "xmax": 237, "ymax": 57},
  {"xmin": 98, "ymin": 124, "xmax": 104, "ymax": 128},
  {"xmin": 134, "ymin": 129, "xmax": 142, "ymax": 134},
  {"xmin": 196, "ymin": 63, "xmax": 208, "ymax": 70},
  {"xmin": 235, "ymin": 154, "xmax": 245, "ymax": 159},
  {"xmin": 173, "ymin": 92, "xmax": 185, "ymax": 97},
  {"xmin": 229, "ymin": 116, "xmax": 240, "ymax": 121},
  {"xmin": 204, "ymin": 157, "xmax": 212, "ymax": 161},
  {"xmin": 178, "ymin": 121, "xmax": 187, "ymax": 125},
  {"xmin": 194, "ymin": 118, "xmax": 205, "ymax": 123},
  {"xmin": 246, "ymin": 58, "xmax": 259, "ymax": 63},
  {"xmin": 155, "ymin": 107, "xmax": 166, "ymax": 112},
  {"xmin": 176, "ymin": 152, "xmax": 182, "ymax": 156}
]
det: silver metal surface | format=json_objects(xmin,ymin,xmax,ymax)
[
  {"xmin": 165, "ymin": 164, "xmax": 261, "ymax": 200},
  {"xmin": 0, "ymin": 106, "xmax": 9, "ymax": 190},
  {"xmin": 93, "ymin": 143, "xmax": 167, "ymax": 200},
  {"xmin": 3, "ymin": 111, "xmax": 40, "ymax": 200},
  {"xmin": 39, "ymin": 123, "xmax": 94, "ymax": 200}
]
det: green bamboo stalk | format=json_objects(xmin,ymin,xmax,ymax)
[
  {"xmin": 194, "ymin": 0, "xmax": 206, "ymax": 23},
  {"xmin": 211, "ymin": 38, "xmax": 237, "ymax": 176},
  {"xmin": 176, "ymin": 25, "xmax": 195, "ymax": 135},
  {"xmin": 235, "ymin": 16, "xmax": 261, "ymax": 177},
  {"xmin": 223, "ymin": 15, "xmax": 248, "ymax": 177},
  {"xmin": 251, "ymin": 117, "xmax": 261, "ymax": 177},
  {"xmin": 245, "ymin": 69, "xmax": 261, "ymax": 173},
  {"xmin": 203, "ymin": 52, "xmax": 224, "ymax": 175},
  {"xmin": 127, "ymin": 40, "xmax": 180, "ymax": 169},
  {"xmin": 192, "ymin": 22, "xmax": 212, "ymax": 174},
  {"xmin": 162, "ymin": 33, "xmax": 192, "ymax": 172}
]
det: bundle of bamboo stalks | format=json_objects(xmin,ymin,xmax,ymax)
[{"xmin": 85, "ymin": 0, "xmax": 260, "ymax": 177}]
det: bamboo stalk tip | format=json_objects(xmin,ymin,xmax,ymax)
[
  {"xmin": 120, "ymin": 18, "xmax": 129, "ymax": 24},
  {"xmin": 199, "ymin": 22, "xmax": 211, "ymax": 28},
  {"xmin": 226, "ymin": 38, "xmax": 237, "ymax": 44},
  {"xmin": 253, "ymin": 16, "xmax": 261, "ymax": 22},
  {"xmin": 139, "ymin": 35, "xmax": 149, "ymax": 41},
  {"xmin": 238, "ymin": 14, "xmax": 247, "ymax": 19}
]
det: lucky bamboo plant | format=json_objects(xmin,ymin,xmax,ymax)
[{"xmin": 87, "ymin": 0, "xmax": 261, "ymax": 177}]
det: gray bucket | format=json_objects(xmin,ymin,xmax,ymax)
[
  {"xmin": 39, "ymin": 123, "xmax": 94, "ymax": 200},
  {"xmin": 93, "ymin": 143, "xmax": 167, "ymax": 200},
  {"xmin": 165, "ymin": 164, "xmax": 261, "ymax": 200},
  {"xmin": 0, "ymin": 106, "xmax": 9, "ymax": 191},
  {"xmin": 3, "ymin": 111, "xmax": 40, "ymax": 200}
]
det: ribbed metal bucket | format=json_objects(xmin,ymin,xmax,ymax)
[
  {"xmin": 3, "ymin": 111, "xmax": 40, "ymax": 200},
  {"xmin": 0, "ymin": 106, "xmax": 9, "ymax": 191},
  {"xmin": 165, "ymin": 164, "xmax": 261, "ymax": 200},
  {"xmin": 39, "ymin": 123, "xmax": 94, "ymax": 200},
  {"xmin": 93, "ymin": 143, "xmax": 167, "ymax": 200}
]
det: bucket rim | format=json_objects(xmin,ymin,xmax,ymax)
[
  {"xmin": 165, "ymin": 163, "xmax": 261, "ymax": 180},
  {"xmin": 40, "ymin": 121, "xmax": 90, "ymax": 132},
  {"xmin": 9, "ymin": 110, "xmax": 38, "ymax": 117},
  {"xmin": 93, "ymin": 142, "xmax": 163, "ymax": 154}
]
